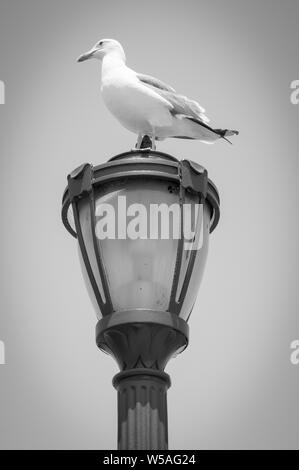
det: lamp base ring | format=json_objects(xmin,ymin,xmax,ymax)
[{"xmin": 96, "ymin": 310, "xmax": 189, "ymax": 372}]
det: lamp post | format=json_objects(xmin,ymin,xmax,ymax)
[{"xmin": 61, "ymin": 150, "xmax": 220, "ymax": 450}]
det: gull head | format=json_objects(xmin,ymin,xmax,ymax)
[{"xmin": 77, "ymin": 39, "xmax": 125, "ymax": 63}]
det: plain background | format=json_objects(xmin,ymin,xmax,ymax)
[{"xmin": 0, "ymin": 0, "xmax": 298, "ymax": 449}]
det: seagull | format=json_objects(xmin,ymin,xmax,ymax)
[{"xmin": 77, "ymin": 39, "xmax": 238, "ymax": 150}]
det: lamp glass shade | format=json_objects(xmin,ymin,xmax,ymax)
[
  {"xmin": 75, "ymin": 176, "xmax": 210, "ymax": 321},
  {"xmin": 94, "ymin": 179, "xmax": 178, "ymax": 314}
]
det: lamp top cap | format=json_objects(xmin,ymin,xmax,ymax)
[
  {"xmin": 62, "ymin": 149, "xmax": 220, "ymax": 238},
  {"xmin": 108, "ymin": 149, "xmax": 179, "ymax": 163}
]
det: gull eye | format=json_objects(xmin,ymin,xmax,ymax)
[{"xmin": 98, "ymin": 41, "xmax": 104, "ymax": 46}]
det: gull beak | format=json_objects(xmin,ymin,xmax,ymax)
[{"xmin": 77, "ymin": 48, "xmax": 97, "ymax": 62}]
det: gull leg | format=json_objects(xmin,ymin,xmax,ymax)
[
  {"xmin": 134, "ymin": 135, "xmax": 155, "ymax": 151},
  {"xmin": 138, "ymin": 135, "xmax": 153, "ymax": 150},
  {"xmin": 151, "ymin": 133, "xmax": 156, "ymax": 151}
]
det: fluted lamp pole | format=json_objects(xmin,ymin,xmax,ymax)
[{"xmin": 61, "ymin": 150, "xmax": 220, "ymax": 450}]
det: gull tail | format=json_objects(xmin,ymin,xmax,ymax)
[
  {"xmin": 169, "ymin": 115, "xmax": 239, "ymax": 144},
  {"xmin": 214, "ymin": 128, "xmax": 239, "ymax": 144},
  {"xmin": 179, "ymin": 116, "xmax": 239, "ymax": 144}
]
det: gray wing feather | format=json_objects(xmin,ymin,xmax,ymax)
[
  {"xmin": 137, "ymin": 73, "xmax": 176, "ymax": 92},
  {"xmin": 147, "ymin": 86, "xmax": 210, "ymax": 124},
  {"xmin": 166, "ymin": 91, "xmax": 207, "ymax": 118}
]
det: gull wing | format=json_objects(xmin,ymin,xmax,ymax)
[
  {"xmin": 137, "ymin": 73, "xmax": 176, "ymax": 92},
  {"xmin": 161, "ymin": 90, "xmax": 210, "ymax": 124},
  {"xmin": 140, "ymin": 80, "xmax": 210, "ymax": 124},
  {"xmin": 155, "ymin": 90, "xmax": 239, "ymax": 139},
  {"xmin": 137, "ymin": 74, "xmax": 238, "ymax": 142},
  {"xmin": 136, "ymin": 74, "xmax": 238, "ymax": 143}
]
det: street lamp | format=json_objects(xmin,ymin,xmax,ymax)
[{"xmin": 61, "ymin": 149, "xmax": 220, "ymax": 450}]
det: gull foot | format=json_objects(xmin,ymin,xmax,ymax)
[
  {"xmin": 134, "ymin": 135, "xmax": 155, "ymax": 151},
  {"xmin": 140, "ymin": 135, "xmax": 153, "ymax": 149}
]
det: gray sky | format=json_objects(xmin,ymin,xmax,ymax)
[{"xmin": 0, "ymin": 0, "xmax": 298, "ymax": 449}]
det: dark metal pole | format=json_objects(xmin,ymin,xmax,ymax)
[
  {"xmin": 96, "ymin": 311, "xmax": 189, "ymax": 450},
  {"xmin": 113, "ymin": 369, "xmax": 170, "ymax": 450}
]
